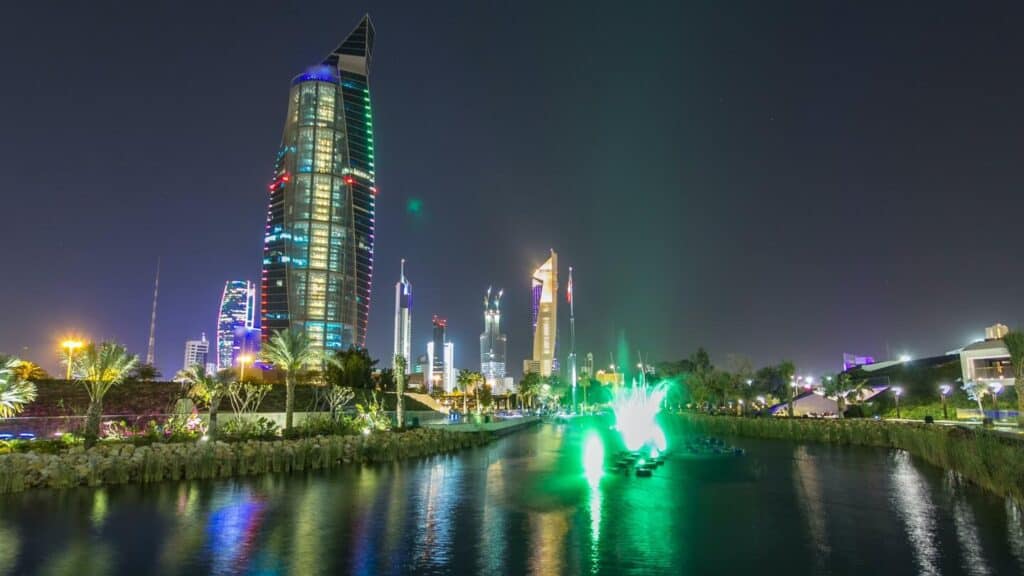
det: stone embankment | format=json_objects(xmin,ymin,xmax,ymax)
[{"xmin": 0, "ymin": 427, "xmax": 491, "ymax": 494}]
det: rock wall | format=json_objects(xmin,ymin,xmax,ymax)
[{"xmin": 0, "ymin": 428, "xmax": 491, "ymax": 494}]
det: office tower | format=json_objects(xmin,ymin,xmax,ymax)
[
  {"xmin": 217, "ymin": 280, "xmax": 256, "ymax": 370},
  {"xmin": 183, "ymin": 333, "xmax": 210, "ymax": 373},
  {"xmin": 428, "ymin": 315, "xmax": 452, "ymax": 391},
  {"xmin": 393, "ymin": 259, "xmax": 412, "ymax": 368},
  {"xmin": 567, "ymin": 266, "xmax": 577, "ymax": 408},
  {"xmin": 480, "ymin": 287, "xmax": 507, "ymax": 382},
  {"xmin": 261, "ymin": 15, "xmax": 378, "ymax": 357},
  {"xmin": 523, "ymin": 249, "xmax": 558, "ymax": 377}
]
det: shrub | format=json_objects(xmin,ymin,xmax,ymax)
[{"xmin": 220, "ymin": 416, "xmax": 279, "ymax": 441}]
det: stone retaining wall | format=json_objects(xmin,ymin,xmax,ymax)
[{"xmin": 0, "ymin": 427, "xmax": 491, "ymax": 494}]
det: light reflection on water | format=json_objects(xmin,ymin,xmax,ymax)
[{"xmin": 0, "ymin": 423, "xmax": 1019, "ymax": 575}]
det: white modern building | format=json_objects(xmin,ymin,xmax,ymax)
[
  {"xmin": 480, "ymin": 287, "xmax": 507, "ymax": 384},
  {"xmin": 393, "ymin": 259, "xmax": 413, "ymax": 369},
  {"xmin": 182, "ymin": 333, "xmax": 210, "ymax": 373},
  {"xmin": 959, "ymin": 324, "xmax": 1014, "ymax": 389}
]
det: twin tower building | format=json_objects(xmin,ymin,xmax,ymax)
[{"xmin": 256, "ymin": 15, "xmax": 562, "ymax": 390}]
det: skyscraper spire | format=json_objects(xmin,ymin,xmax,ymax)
[
  {"xmin": 146, "ymin": 257, "xmax": 160, "ymax": 366},
  {"xmin": 394, "ymin": 259, "xmax": 413, "ymax": 369}
]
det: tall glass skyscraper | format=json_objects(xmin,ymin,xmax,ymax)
[
  {"xmin": 217, "ymin": 280, "xmax": 256, "ymax": 370},
  {"xmin": 261, "ymin": 15, "xmax": 377, "ymax": 356},
  {"xmin": 524, "ymin": 250, "xmax": 558, "ymax": 377},
  {"xmin": 480, "ymin": 287, "xmax": 506, "ymax": 381},
  {"xmin": 393, "ymin": 259, "xmax": 412, "ymax": 369}
]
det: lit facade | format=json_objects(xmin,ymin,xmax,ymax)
[
  {"xmin": 393, "ymin": 259, "xmax": 412, "ymax": 369},
  {"xmin": 426, "ymin": 316, "xmax": 454, "ymax": 393},
  {"xmin": 217, "ymin": 280, "xmax": 256, "ymax": 371},
  {"xmin": 480, "ymin": 287, "xmax": 506, "ymax": 382},
  {"xmin": 261, "ymin": 15, "xmax": 377, "ymax": 358},
  {"xmin": 523, "ymin": 250, "xmax": 558, "ymax": 377},
  {"xmin": 183, "ymin": 333, "xmax": 210, "ymax": 373}
]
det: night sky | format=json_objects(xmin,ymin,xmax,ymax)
[{"xmin": 2, "ymin": 1, "xmax": 1023, "ymax": 378}]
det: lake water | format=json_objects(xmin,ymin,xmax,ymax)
[{"xmin": 0, "ymin": 422, "xmax": 1021, "ymax": 575}]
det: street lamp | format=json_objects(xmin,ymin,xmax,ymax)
[
  {"xmin": 61, "ymin": 339, "xmax": 84, "ymax": 380},
  {"xmin": 237, "ymin": 354, "xmax": 254, "ymax": 381},
  {"xmin": 746, "ymin": 379, "xmax": 753, "ymax": 386},
  {"xmin": 892, "ymin": 386, "xmax": 903, "ymax": 419},
  {"xmin": 991, "ymin": 383, "xmax": 1004, "ymax": 421},
  {"xmin": 938, "ymin": 384, "xmax": 951, "ymax": 420}
]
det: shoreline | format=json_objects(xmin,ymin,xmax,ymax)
[
  {"xmin": 671, "ymin": 414, "xmax": 1024, "ymax": 502},
  {"xmin": 0, "ymin": 426, "xmax": 497, "ymax": 495}
]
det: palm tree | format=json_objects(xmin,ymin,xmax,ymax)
[
  {"xmin": 777, "ymin": 360, "xmax": 796, "ymax": 417},
  {"xmin": 824, "ymin": 373, "xmax": 866, "ymax": 418},
  {"xmin": 78, "ymin": 342, "xmax": 138, "ymax": 444},
  {"xmin": 456, "ymin": 369, "xmax": 476, "ymax": 414},
  {"xmin": 260, "ymin": 329, "xmax": 318, "ymax": 431},
  {"xmin": 12, "ymin": 360, "xmax": 48, "ymax": 382},
  {"xmin": 1002, "ymin": 330, "xmax": 1024, "ymax": 427},
  {"xmin": 183, "ymin": 365, "xmax": 231, "ymax": 439},
  {"xmin": 394, "ymin": 355, "xmax": 406, "ymax": 428},
  {"xmin": 518, "ymin": 372, "xmax": 541, "ymax": 410},
  {"xmin": 0, "ymin": 356, "xmax": 39, "ymax": 417}
]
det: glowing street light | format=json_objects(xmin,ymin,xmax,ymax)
[
  {"xmin": 892, "ymin": 386, "xmax": 903, "ymax": 419},
  {"xmin": 938, "ymin": 384, "xmax": 952, "ymax": 420},
  {"xmin": 237, "ymin": 354, "xmax": 254, "ymax": 381},
  {"xmin": 898, "ymin": 354, "xmax": 912, "ymax": 363},
  {"xmin": 61, "ymin": 339, "xmax": 84, "ymax": 380}
]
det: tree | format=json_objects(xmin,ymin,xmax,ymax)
[
  {"xmin": 518, "ymin": 372, "xmax": 541, "ymax": 409},
  {"xmin": 325, "ymin": 347, "xmax": 378, "ymax": 390},
  {"xmin": 12, "ymin": 360, "xmax": 48, "ymax": 382},
  {"xmin": 183, "ymin": 365, "xmax": 231, "ymax": 439},
  {"xmin": 777, "ymin": 360, "xmax": 796, "ymax": 417},
  {"xmin": 0, "ymin": 356, "xmax": 38, "ymax": 417},
  {"xmin": 77, "ymin": 342, "xmax": 138, "ymax": 444},
  {"xmin": 823, "ymin": 373, "xmax": 866, "ymax": 418},
  {"xmin": 376, "ymin": 368, "xmax": 395, "ymax": 391},
  {"xmin": 394, "ymin": 355, "xmax": 407, "ymax": 428},
  {"xmin": 130, "ymin": 363, "xmax": 162, "ymax": 382},
  {"xmin": 1002, "ymin": 330, "xmax": 1024, "ymax": 427},
  {"xmin": 260, "ymin": 329, "xmax": 319, "ymax": 431},
  {"xmin": 962, "ymin": 381, "xmax": 991, "ymax": 419},
  {"xmin": 456, "ymin": 369, "xmax": 482, "ymax": 413}
]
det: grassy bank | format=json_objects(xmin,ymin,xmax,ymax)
[
  {"xmin": 0, "ymin": 427, "xmax": 491, "ymax": 494},
  {"xmin": 672, "ymin": 414, "xmax": 1024, "ymax": 502}
]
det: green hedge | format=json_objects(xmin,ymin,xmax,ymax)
[{"xmin": 672, "ymin": 414, "xmax": 1024, "ymax": 502}]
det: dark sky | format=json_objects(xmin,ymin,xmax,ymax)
[{"xmin": 2, "ymin": 1, "xmax": 1023, "ymax": 378}]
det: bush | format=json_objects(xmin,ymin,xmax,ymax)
[
  {"xmin": 220, "ymin": 417, "xmax": 279, "ymax": 441},
  {"xmin": 283, "ymin": 415, "xmax": 362, "ymax": 439}
]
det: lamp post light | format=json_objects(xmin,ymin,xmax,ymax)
[
  {"xmin": 991, "ymin": 383, "xmax": 1004, "ymax": 421},
  {"xmin": 737, "ymin": 398, "xmax": 744, "ymax": 416},
  {"xmin": 939, "ymin": 384, "xmax": 951, "ymax": 420},
  {"xmin": 892, "ymin": 386, "xmax": 903, "ymax": 419},
  {"xmin": 61, "ymin": 339, "xmax": 84, "ymax": 381},
  {"xmin": 237, "ymin": 354, "xmax": 254, "ymax": 382}
]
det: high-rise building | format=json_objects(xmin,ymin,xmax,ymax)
[
  {"xmin": 524, "ymin": 250, "xmax": 558, "ymax": 377},
  {"xmin": 261, "ymin": 15, "xmax": 378, "ymax": 358},
  {"xmin": 393, "ymin": 259, "xmax": 412, "ymax": 369},
  {"xmin": 480, "ymin": 287, "xmax": 506, "ymax": 382},
  {"xmin": 426, "ymin": 316, "xmax": 454, "ymax": 393},
  {"xmin": 183, "ymin": 333, "xmax": 210, "ymax": 373},
  {"xmin": 217, "ymin": 280, "xmax": 256, "ymax": 370}
]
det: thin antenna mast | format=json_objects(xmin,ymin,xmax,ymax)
[{"xmin": 146, "ymin": 257, "xmax": 160, "ymax": 366}]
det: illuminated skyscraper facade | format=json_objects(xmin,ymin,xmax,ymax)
[
  {"xmin": 480, "ymin": 287, "xmax": 506, "ymax": 381},
  {"xmin": 217, "ymin": 280, "xmax": 256, "ymax": 370},
  {"xmin": 524, "ymin": 250, "xmax": 558, "ymax": 377},
  {"xmin": 393, "ymin": 259, "xmax": 412, "ymax": 369},
  {"xmin": 426, "ymin": 316, "xmax": 454, "ymax": 393},
  {"xmin": 261, "ymin": 15, "xmax": 377, "ymax": 357},
  {"xmin": 183, "ymin": 333, "xmax": 210, "ymax": 373}
]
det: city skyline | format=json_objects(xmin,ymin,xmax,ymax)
[{"xmin": 3, "ymin": 2, "xmax": 1023, "ymax": 377}]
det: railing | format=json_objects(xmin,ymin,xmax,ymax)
[{"xmin": 971, "ymin": 367, "xmax": 1014, "ymax": 380}]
